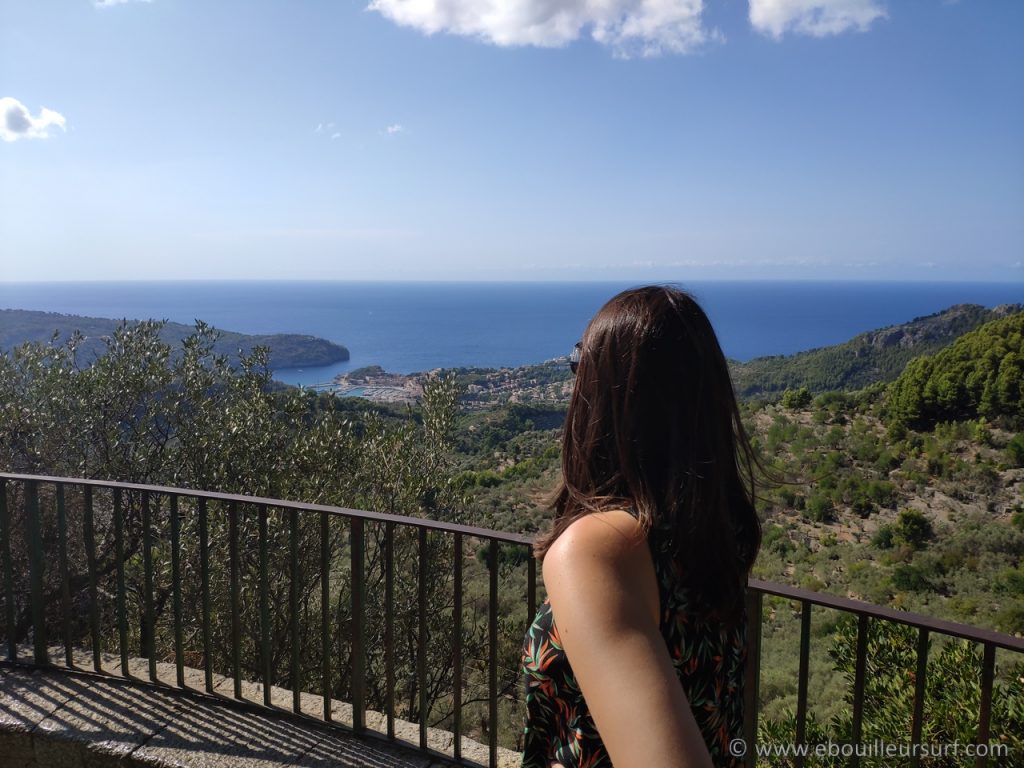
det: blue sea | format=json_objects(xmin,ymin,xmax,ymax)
[{"xmin": 0, "ymin": 281, "xmax": 1020, "ymax": 387}]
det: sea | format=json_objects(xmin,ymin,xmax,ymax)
[{"xmin": 0, "ymin": 281, "xmax": 1020, "ymax": 387}]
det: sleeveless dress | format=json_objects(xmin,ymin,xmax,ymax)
[{"xmin": 520, "ymin": 524, "xmax": 746, "ymax": 768}]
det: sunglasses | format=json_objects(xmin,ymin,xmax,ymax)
[{"xmin": 569, "ymin": 341, "xmax": 582, "ymax": 374}]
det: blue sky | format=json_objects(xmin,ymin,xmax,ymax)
[{"xmin": 2, "ymin": 0, "xmax": 1022, "ymax": 282}]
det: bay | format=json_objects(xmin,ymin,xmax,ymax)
[{"xmin": 0, "ymin": 280, "xmax": 1020, "ymax": 387}]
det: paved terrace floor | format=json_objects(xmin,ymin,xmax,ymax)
[{"xmin": 0, "ymin": 651, "xmax": 517, "ymax": 768}]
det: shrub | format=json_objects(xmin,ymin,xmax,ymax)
[
  {"xmin": 866, "ymin": 479, "xmax": 896, "ymax": 508},
  {"xmin": 1012, "ymin": 508, "xmax": 1024, "ymax": 532},
  {"xmin": 890, "ymin": 563, "xmax": 933, "ymax": 592},
  {"xmin": 1007, "ymin": 433, "xmax": 1024, "ymax": 467},
  {"xmin": 893, "ymin": 508, "xmax": 933, "ymax": 550},
  {"xmin": 873, "ymin": 525, "xmax": 895, "ymax": 549},
  {"xmin": 781, "ymin": 386, "xmax": 812, "ymax": 409},
  {"xmin": 806, "ymin": 494, "xmax": 834, "ymax": 523},
  {"xmin": 972, "ymin": 417, "xmax": 992, "ymax": 445},
  {"xmin": 776, "ymin": 486, "xmax": 798, "ymax": 508}
]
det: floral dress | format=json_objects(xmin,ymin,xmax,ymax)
[{"xmin": 520, "ymin": 526, "xmax": 746, "ymax": 768}]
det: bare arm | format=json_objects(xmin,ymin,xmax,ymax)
[{"xmin": 543, "ymin": 510, "xmax": 714, "ymax": 768}]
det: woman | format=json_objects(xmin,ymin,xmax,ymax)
[{"xmin": 521, "ymin": 286, "xmax": 761, "ymax": 768}]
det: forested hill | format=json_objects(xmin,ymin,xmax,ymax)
[
  {"xmin": 0, "ymin": 309, "xmax": 349, "ymax": 369},
  {"xmin": 730, "ymin": 303, "xmax": 1022, "ymax": 398},
  {"xmin": 888, "ymin": 310, "xmax": 1024, "ymax": 430}
]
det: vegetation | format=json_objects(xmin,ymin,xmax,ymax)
[
  {"xmin": 3, "ymin": 303, "xmax": 1023, "ymax": 755},
  {"xmin": 759, "ymin": 618, "xmax": 1024, "ymax": 766},
  {"xmin": 731, "ymin": 304, "xmax": 1020, "ymax": 398},
  {"xmin": 888, "ymin": 311, "xmax": 1024, "ymax": 430},
  {"xmin": 0, "ymin": 320, "xmax": 522, "ymax": 747}
]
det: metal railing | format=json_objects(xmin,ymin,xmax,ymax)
[
  {"xmin": 1, "ymin": 473, "xmax": 1022, "ymax": 768},
  {"xmin": 742, "ymin": 581, "xmax": 1023, "ymax": 768}
]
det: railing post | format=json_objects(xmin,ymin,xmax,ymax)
[
  {"xmin": 350, "ymin": 516, "xmax": 366, "ymax": 732},
  {"xmin": 453, "ymin": 532, "xmax": 463, "ymax": 762},
  {"xmin": 910, "ymin": 628, "xmax": 929, "ymax": 768},
  {"xmin": 794, "ymin": 599, "xmax": 811, "ymax": 768},
  {"xmin": 142, "ymin": 491, "xmax": 156, "ymax": 682},
  {"xmin": 56, "ymin": 484, "xmax": 73, "ymax": 668},
  {"xmin": 199, "ymin": 497, "xmax": 213, "ymax": 693},
  {"xmin": 259, "ymin": 505, "xmax": 271, "ymax": 707},
  {"xmin": 25, "ymin": 480, "xmax": 47, "ymax": 665},
  {"xmin": 113, "ymin": 488, "xmax": 130, "ymax": 677},
  {"xmin": 384, "ymin": 521, "xmax": 395, "ymax": 739},
  {"xmin": 83, "ymin": 485, "xmax": 100, "ymax": 671},
  {"xmin": 742, "ymin": 587, "xmax": 763, "ymax": 768},
  {"xmin": 290, "ymin": 508, "xmax": 302, "ymax": 713},
  {"xmin": 0, "ymin": 479, "xmax": 15, "ymax": 660},
  {"xmin": 975, "ymin": 642, "xmax": 995, "ymax": 768},
  {"xmin": 320, "ymin": 510, "xmax": 332, "ymax": 722},
  {"xmin": 229, "ymin": 501, "xmax": 241, "ymax": 699},
  {"xmin": 170, "ymin": 494, "xmax": 185, "ymax": 688},
  {"xmin": 850, "ymin": 614, "xmax": 870, "ymax": 767},
  {"xmin": 488, "ymin": 539, "xmax": 498, "ymax": 768},
  {"xmin": 418, "ymin": 527, "xmax": 428, "ymax": 750}
]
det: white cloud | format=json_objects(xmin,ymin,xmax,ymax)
[
  {"xmin": 0, "ymin": 97, "xmax": 67, "ymax": 143},
  {"xmin": 367, "ymin": 0, "xmax": 716, "ymax": 57},
  {"xmin": 385, "ymin": 124, "xmax": 404, "ymax": 135},
  {"xmin": 94, "ymin": 0, "xmax": 154, "ymax": 7},
  {"xmin": 331, "ymin": 132, "xmax": 341, "ymax": 139},
  {"xmin": 749, "ymin": 0, "xmax": 886, "ymax": 39}
]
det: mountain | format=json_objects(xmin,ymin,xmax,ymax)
[
  {"xmin": 0, "ymin": 309, "xmax": 349, "ymax": 369},
  {"xmin": 729, "ymin": 303, "xmax": 1022, "ymax": 398}
]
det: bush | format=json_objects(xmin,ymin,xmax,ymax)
[
  {"xmin": 851, "ymin": 496, "xmax": 875, "ymax": 518},
  {"xmin": 1013, "ymin": 508, "xmax": 1024, "ymax": 532},
  {"xmin": 890, "ymin": 563, "xmax": 933, "ymax": 591},
  {"xmin": 873, "ymin": 525, "xmax": 895, "ymax": 549},
  {"xmin": 1007, "ymin": 433, "xmax": 1024, "ymax": 467},
  {"xmin": 806, "ymin": 494, "xmax": 834, "ymax": 523},
  {"xmin": 866, "ymin": 480, "xmax": 896, "ymax": 508},
  {"xmin": 893, "ymin": 508, "xmax": 933, "ymax": 550},
  {"xmin": 776, "ymin": 486, "xmax": 798, "ymax": 508},
  {"xmin": 781, "ymin": 386, "xmax": 812, "ymax": 409},
  {"xmin": 973, "ymin": 417, "xmax": 992, "ymax": 445}
]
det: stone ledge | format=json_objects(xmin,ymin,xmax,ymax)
[{"xmin": 0, "ymin": 654, "xmax": 519, "ymax": 768}]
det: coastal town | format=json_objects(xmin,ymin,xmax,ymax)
[
  {"xmin": 330, "ymin": 365, "xmax": 422, "ymax": 404},
  {"xmin": 318, "ymin": 360, "xmax": 574, "ymax": 409}
]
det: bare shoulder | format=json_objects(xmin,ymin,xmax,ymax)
[
  {"xmin": 542, "ymin": 509, "xmax": 658, "ymax": 628},
  {"xmin": 542, "ymin": 509, "xmax": 646, "ymax": 578}
]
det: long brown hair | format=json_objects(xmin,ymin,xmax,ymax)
[{"xmin": 536, "ymin": 285, "xmax": 761, "ymax": 624}]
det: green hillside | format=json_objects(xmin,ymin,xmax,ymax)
[
  {"xmin": 888, "ymin": 311, "xmax": 1024, "ymax": 430},
  {"xmin": 0, "ymin": 308, "xmax": 349, "ymax": 369},
  {"xmin": 730, "ymin": 303, "xmax": 1021, "ymax": 398}
]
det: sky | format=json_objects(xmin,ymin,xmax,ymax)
[{"xmin": 1, "ymin": 0, "xmax": 1022, "ymax": 282}]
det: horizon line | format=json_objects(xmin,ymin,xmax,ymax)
[{"xmin": 3, "ymin": 277, "xmax": 1023, "ymax": 285}]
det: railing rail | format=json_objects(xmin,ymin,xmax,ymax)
[
  {"xmin": 1, "ymin": 473, "xmax": 1021, "ymax": 768},
  {"xmin": 0, "ymin": 472, "xmax": 534, "ymax": 544},
  {"xmin": 749, "ymin": 579, "xmax": 1024, "ymax": 652}
]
